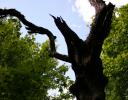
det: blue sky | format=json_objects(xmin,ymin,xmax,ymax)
[{"xmin": 0, "ymin": 0, "xmax": 128, "ymax": 80}]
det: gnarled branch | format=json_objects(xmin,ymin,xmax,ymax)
[
  {"xmin": 0, "ymin": 9, "xmax": 71, "ymax": 63},
  {"xmin": 51, "ymin": 15, "xmax": 84, "ymax": 63}
]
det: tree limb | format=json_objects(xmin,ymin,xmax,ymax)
[
  {"xmin": 50, "ymin": 14, "xmax": 84, "ymax": 64},
  {"xmin": 0, "ymin": 9, "xmax": 71, "ymax": 63},
  {"xmin": 86, "ymin": 0, "xmax": 115, "ymax": 57}
]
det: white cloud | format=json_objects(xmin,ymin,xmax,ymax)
[
  {"xmin": 73, "ymin": 0, "xmax": 128, "ymax": 23},
  {"xmin": 74, "ymin": 0, "xmax": 95, "ymax": 23}
]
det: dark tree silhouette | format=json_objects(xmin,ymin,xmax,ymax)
[{"xmin": 0, "ymin": 0, "xmax": 114, "ymax": 100}]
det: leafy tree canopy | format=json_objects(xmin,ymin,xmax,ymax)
[
  {"xmin": 101, "ymin": 4, "xmax": 128, "ymax": 100},
  {"xmin": 0, "ymin": 17, "xmax": 73, "ymax": 100}
]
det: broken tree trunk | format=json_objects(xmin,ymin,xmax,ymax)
[{"xmin": 0, "ymin": 0, "xmax": 115, "ymax": 99}]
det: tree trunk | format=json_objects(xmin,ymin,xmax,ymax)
[{"xmin": 52, "ymin": 1, "xmax": 115, "ymax": 100}]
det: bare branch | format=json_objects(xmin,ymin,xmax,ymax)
[
  {"xmin": 53, "ymin": 53, "xmax": 71, "ymax": 63},
  {"xmin": 86, "ymin": 1, "xmax": 115, "ymax": 57},
  {"xmin": 0, "ymin": 9, "xmax": 71, "ymax": 63},
  {"xmin": 51, "ymin": 15, "xmax": 84, "ymax": 63},
  {"xmin": 88, "ymin": 0, "xmax": 115, "ymax": 37}
]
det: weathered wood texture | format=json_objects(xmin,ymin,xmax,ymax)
[{"xmin": 0, "ymin": 0, "xmax": 114, "ymax": 99}]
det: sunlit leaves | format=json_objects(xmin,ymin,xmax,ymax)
[
  {"xmin": 101, "ymin": 4, "xmax": 128, "ymax": 100},
  {"xmin": 0, "ymin": 17, "xmax": 73, "ymax": 100}
]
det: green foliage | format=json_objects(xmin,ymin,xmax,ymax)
[
  {"xmin": 101, "ymin": 4, "xmax": 128, "ymax": 100},
  {"xmin": 0, "ymin": 17, "xmax": 73, "ymax": 100}
]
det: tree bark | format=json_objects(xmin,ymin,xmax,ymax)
[{"xmin": 0, "ymin": 0, "xmax": 115, "ymax": 99}]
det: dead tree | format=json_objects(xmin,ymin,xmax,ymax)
[{"xmin": 0, "ymin": 0, "xmax": 114, "ymax": 99}]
